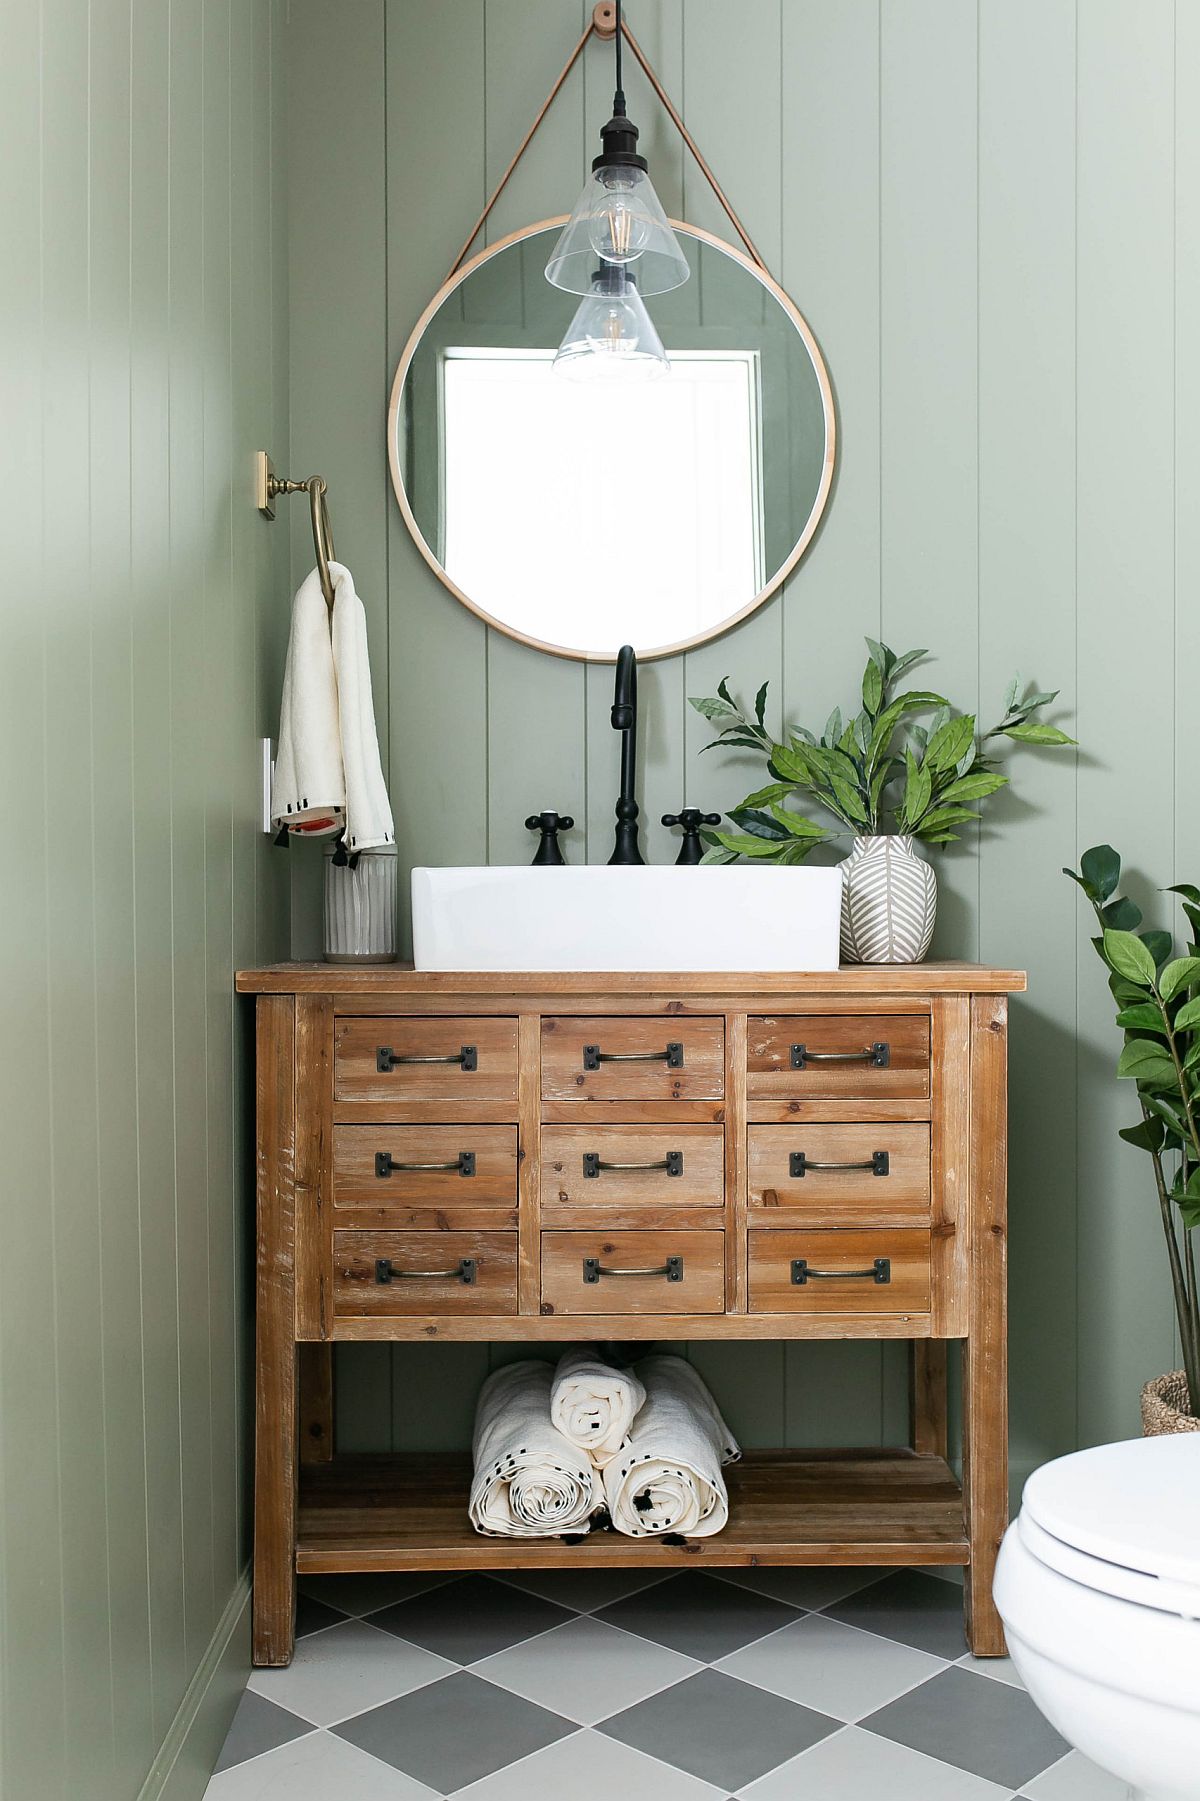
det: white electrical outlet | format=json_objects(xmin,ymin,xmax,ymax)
[{"xmin": 262, "ymin": 738, "xmax": 275, "ymax": 834}]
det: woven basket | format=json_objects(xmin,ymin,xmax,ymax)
[{"xmin": 1140, "ymin": 1369, "xmax": 1200, "ymax": 1436}]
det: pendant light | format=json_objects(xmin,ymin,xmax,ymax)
[
  {"xmin": 544, "ymin": 0, "xmax": 689, "ymax": 298},
  {"xmin": 552, "ymin": 261, "xmax": 669, "ymax": 379}
]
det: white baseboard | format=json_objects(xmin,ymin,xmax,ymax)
[{"xmin": 138, "ymin": 1571, "xmax": 251, "ymax": 1801}]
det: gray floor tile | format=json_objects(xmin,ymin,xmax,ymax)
[
  {"xmin": 494, "ymin": 1565, "xmax": 673, "ymax": 1613},
  {"xmin": 861, "ymin": 1665, "xmax": 1070, "ymax": 1790},
  {"xmin": 371, "ymin": 1572, "xmax": 575, "ymax": 1662},
  {"xmin": 823, "ymin": 1569, "xmax": 968, "ymax": 1659},
  {"xmin": 712, "ymin": 1564, "xmax": 880, "ymax": 1611},
  {"xmin": 213, "ymin": 1691, "xmax": 314, "ymax": 1774},
  {"xmin": 473, "ymin": 1614, "xmax": 702, "ymax": 1723},
  {"xmin": 300, "ymin": 1571, "xmax": 453, "ymax": 1617},
  {"xmin": 295, "ymin": 1593, "xmax": 348, "ymax": 1638},
  {"xmin": 206, "ymin": 1730, "xmax": 439, "ymax": 1798},
  {"xmin": 452, "ymin": 1727, "xmax": 728, "ymax": 1800},
  {"xmin": 957, "ymin": 1649, "xmax": 1025, "ymax": 1688},
  {"xmin": 716, "ymin": 1613, "xmax": 946, "ymax": 1721},
  {"xmin": 248, "ymin": 1619, "xmax": 455, "ymax": 1727},
  {"xmin": 595, "ymin": 1571, "xmax": 799, "ymax": 1661},
  {"xmin": 333, "ymin": 1670, "xmax": 576, "ymax": 1793},
  {"xmin": 599, "ymin": 1668, "xmax": 840, "ymax": 1792},
  {"xmin": 1022, "ymin": 1748, "xmax": 1138, "ymax": 1799},
  {"xmin": 739, "ymin": 1723, "xmax": 1014, "ymax": 1801}
]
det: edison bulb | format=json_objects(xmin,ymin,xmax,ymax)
[{"xmin": 586, "ymin": 167, "xmax": 654, "ymax": 265}]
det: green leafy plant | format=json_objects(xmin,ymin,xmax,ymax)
[
  {"xmin": 690, "ymin": 639, "xmax": 1073, "ymax": 863},
  {"xmin": 1066, "ymin": 847, "xmax": 1200, "ymax": 1415}
]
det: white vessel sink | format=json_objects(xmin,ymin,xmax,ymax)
[{"xmin": 411, "ymin": 865, "xmax": 843, "ymax": 973}]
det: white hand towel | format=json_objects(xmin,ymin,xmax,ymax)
[
  {"xmin": 330, "ymin": 561, "xmax": 394, "ymax": 854},
  {"xmin": 270, "ymin": 566, "xmax": 344, "ymax": 836},
  {"xmin": 550, "ymin": 1347, "xmax": 647, "ymax": 1469},
  {"xmin": 603, "ymin": 1355, "xmax": 740, "ymax": 1539},
  {"xmin": 271, "ymin": 562, "xmax": 394, "ymax": 851},
  {"xmin": 470, "ymin": 1361, "xmax": 601, "ymax": 1538}
]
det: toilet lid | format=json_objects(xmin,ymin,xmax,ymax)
[{"xmin": 1022, "ymin": 1435, "xmax": 1200, "ymax": 1613}]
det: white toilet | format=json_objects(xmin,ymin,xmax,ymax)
[{"xmin": 995, "ymin": 1434, "xmax": 1200, "ymax": 1801}]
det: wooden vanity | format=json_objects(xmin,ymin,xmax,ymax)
[{"xmin": 237, "ymin": 961, "xmax": 1023, "ymax": 1665}]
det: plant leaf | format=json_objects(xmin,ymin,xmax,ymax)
[
  {"xmin": 1101, "ymin": 929, "xmax": 1157, "ymax": 985},
  {"xmin": 1140, "ymin": 929, "xmax": 1174, "ymax": 969},
  {"xmin": 717, "ymin": 677, "xmax": 736, "ymax": 709},
  {"xmin": 1159, "ymin": 956, "xmax": 1200, "ymax": 1001},
  {"xmin": 1173, "ymin": 996, "xmax": 1200, "ymax": 1032},
  {"xmin": 768, "ymin": 805, "xmax": 831, "ymax": 839},
  {"xmin": 865, "ymin": 637, "xmax": 890, "ymax": 673},
  {"xmin": 708, "ymin": 832, "xmax": 786, "ymax": 859},
  {"xmin": 1101, "ymin": 895, "xmax": 1143, "ymax": 932},
  {"xmin": 925, "ymin": 713, "xmax": 976, "ymax": 772},
  {"xmin": 1168, "ymin": 883, "xmax": 1200, "ymax": 905},
  {"xmin": 753, "ymin": 680, "xmax": 768, "ymax": 727},
  {"xmin": 699, "ymin": 845, "xmax": 737, "ymax": 865},
  {"xmin": 689, "ymin": 695, "xmax": 739, "ymax": 721},
  {"xmin": 1119, "ymin": 1117, "xmax": 1165, "ymax": 1152},
  {"xmin": 937, "ymin": 771, "xmax": 1008, "ymax": 805},
  {"xmin": 1115, "ymin": 1003, "xmax": 1167, "ymax": 1034},
  {"xmin": 1002, "ymin": 721, "xmax": 1076, "ymax": 746},
  {"xmin": 739, "ymin": 781, "xmax": 793, "ymax": 809},
  {"xmin": 1116, "ymin": 1040, "xmax": 1178, "ymax": 1088},
  {"xmin": 727, "ymin": 807, "xmax": 789, "ymax": 841},
  {"xmin": 862, "ymin": 658, "xmax": 884, "ymax": 716},
  {"xmin": 1080, "ymin": 844, "xmax": 1121, "ymax": 903}
]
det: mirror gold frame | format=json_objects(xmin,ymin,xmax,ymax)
[{"xmin": 386, "ymin": 216, "xmax": 837, "ymax": 664}]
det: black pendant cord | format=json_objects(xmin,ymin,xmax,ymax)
[{"xmin": 613, "ymin": 0, "xmax": 624, "ymax": 113}]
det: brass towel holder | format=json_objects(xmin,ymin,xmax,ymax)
[{"xmin": 255, "ymin": 450, "xmax": 336, "ymax": 609}]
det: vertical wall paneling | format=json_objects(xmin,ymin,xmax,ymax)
[
  {"xmin": 1074, "ymin": 0, "xmax": 1178, "ymax": 1444},
  {"xmin": 977, "ymin": 0, "xmax": 1079, "ymax": 1480},
  {"xmin": 0, "ymin": 0, "xmax": 291, "ymax": 1792},
  {"xmin": 386, "ymin": 0, "xmax": 489, "ymax": 950},
  {"xmin": 286, "ymin": 0, "xmax": 391, "ymax": 958},
  {"xmin": 0, "ymin": 0, "xmax": 68, "ymax": 1790},
  {"xmin": 880, "ymin": 0, "xmax": 980, "ymax": 964}
]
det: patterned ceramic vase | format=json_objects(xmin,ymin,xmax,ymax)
[{"xmin": 839, "ymin": 833, "xmax": 937, "ymax": 965}]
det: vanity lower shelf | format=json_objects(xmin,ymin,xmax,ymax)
[{"xmin": 295, "ymin": 1448, "xmax": 970, "ymax": 1574}]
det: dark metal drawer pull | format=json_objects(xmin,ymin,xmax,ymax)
[
  {"xmin": 375, "ymin": 1151, "xmax": 476, "ymax": 1178},
  {"xmin": 583, "ymin": 1041, "xmax": 684, "ymax": 1071},
  {"xmin": 791, "ymin": 1257, "xmax": 891, "ymax": 1285},
  {"xmin": 583, "ymin": 1151, "xmax": 683, "ymax": 1178},
  {"xmin": 376, "ymin": 1044, "xmax": 478, "ymax": 1073},
  {"xmin": 582, "ymin": 1255, "xmax": 684, "ymax": 1284},
  {"xmin": 790, "ymin": 1041, "xmax": 890, "ymax": 1070},
  {"xmin": 789, "ymin": 1150, "xmax": 890, "ymax": 1178},
  {"xmin": 375, "ymin": 1257, "xmax": 476, "ymax": 1285}
]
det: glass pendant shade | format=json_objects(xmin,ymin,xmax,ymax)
[
  {"xmin": 552, "ymin": 266, "xmax": 669, "ymax": 380},
  {"xmin": 545, "ymin": 165, "xmax": 690, "ymax": 297}
]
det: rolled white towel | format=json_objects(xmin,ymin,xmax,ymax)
[
  {"xmin": 470, "ymin": 1361, "xmax": 601, "ymax": 1538},
  {"xmin": 550, "ymin": 1347, "xmax": 647, "ymax": 1468},
  {"xmin": 603, "ymin": 1355, "xmax": 740, "ymax": 1539}
]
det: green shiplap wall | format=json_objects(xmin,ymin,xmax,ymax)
[
  {"xmin": 0, "ymin": 1, "xmax": 291, "ymax": 1796},
  {"xmin": 286, "ymin": 0, "xmax": 1200, "ymax": 1479}
]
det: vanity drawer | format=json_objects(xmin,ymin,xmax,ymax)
[
  {"xmin": 334, "ymin": 1017, "xmax": 518, "ymax": 1104},
  {"xmin": 540, "ymin": 1124, "xmax": 724, "ymax": 1209},
  {"xmin": 540, "ymin": 1230, "xmax": 725, "ymax": 1315},
  {"xmin": 542, "ymin": 1017, "xmax": 724, "ymax": 1101},
  {"xmin": 748, "ymin": 1229, "xmax": 931, "ymax": 1315},
  {"xmin": 333, "ymin": 1125, "xmax": 518, "ymax": 1208},
  {"xmin": 332, "ymin": 1230, "xmax": 518, "ymax": 1317},
  {"xmin": 747, "ymin": 1015, "xmax": 930, "ymax": 1100},
  {"xmin": 748, "ymin": 1124, "xmax": 930, "ymax": 1225}
]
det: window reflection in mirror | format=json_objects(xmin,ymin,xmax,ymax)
[{"xmin": 392, "ymin": 224, "xmax": 833, "ymax": 661}]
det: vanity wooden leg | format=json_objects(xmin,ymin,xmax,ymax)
[
  {"xmin": 963, "ymin": 995, "xmax": 1009, "ymax": 1657},
  {"xmin": 298, "ymin": 1344, "xmax": 334, "ymax": 1464},
  {"xmin": 253, "ymin": 995, "xmax": 298, "ymax": 1666},
  {"xmin": 910, "ymin": 1339, "xmax": 948, "ymax": 1458}
]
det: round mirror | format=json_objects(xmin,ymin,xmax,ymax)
[{"xmin": 388, "ymin": 220, "xmax": 835, "ymax": 662}]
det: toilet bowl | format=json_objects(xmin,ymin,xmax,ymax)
[{"xmin": 995, "ymin": 1434, "xmax": 1200, "ymax": 1801}]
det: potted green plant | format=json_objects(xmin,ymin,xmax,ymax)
[
  {"xmin": 1065, "ymin": 847, "xmax": 1200, "ymax": 1431},
  {"xmin": 691, "ymin": 639, "xmax": 1073, "ymax": 963}
]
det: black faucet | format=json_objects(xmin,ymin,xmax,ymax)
[{"xmin": 609, "ymin": 643, "xmax": 644, "ymax": 865}]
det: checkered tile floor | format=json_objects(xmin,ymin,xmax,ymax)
[{"xmin": 206, "ymin": 1566, "xmax": 1133, "ymax": 1799}]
